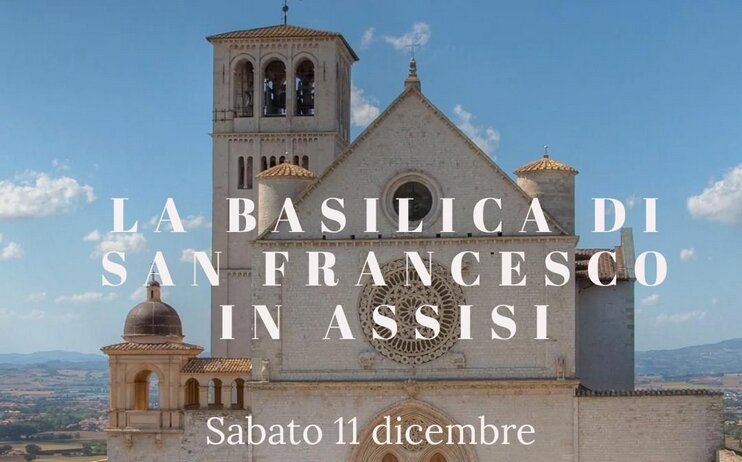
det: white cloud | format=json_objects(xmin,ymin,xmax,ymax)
[
  {"xmin": 55, "ymin": 291, "xmax": 117, "ymax": 304},
  {"xmin": 655, "ymin": 311, "xmax": 706, "ymax": 324},
  {"xmin": 350, "ymin": 82, "xmax": 381, "ymax": 128},
  {"xmin": 89, "ymin": 231, "xmax": 146, "ymax": 258},
  {"xmin": 360, "ymin": 27, "xmax": 375, "ymax": 49},
  {"xmin": 687, "ymin": 164, "xmax": 742, "ymax": 225},
  {"xmin": 52, "ymin": 158, "xmax": 71, "ymax": 172},
  {"xmin": 0, "ymin": 242, "xmax": 23, "ymax": 260},
  {"xmin": 711, "ymin": 297, "xmax": 720, "ymax": 305},
  {"xmin": 0, "ymin": 308, "xmax": 46, "ymax": 321},
  {"xmin": 0, "ymin": 308, "xmax": 80, "ymax": 322},
  {"xmin": 83, "ymin": 229, "xmax": 102, "ymax": 242},
  {"xmin": 27, "ymin": 292, "xmax": 47, "ymax": 302},
  {"xmin": 679, "ymin": 248, "xmax": 696, "ymax": 262},
  {"xmin": 641, "ymin": 293, "xmax": 660, "ymax": 306},
  {"xmin": 180, "ymin": 248, "xmax": 211, "ymax": 263},
  {"xmin": 182, "ymin": 214, "xmax": 210, "ymax": 229},
  {"xmin": 146, "ymin": 214, "xmax": 210, "ymax": 231},
  {"xmin": 383, "ymin": 22, "xmax": 431, "ymax": 50},
  {"xmin": 130, "ymin": 286, "xmax": 146, "ymax": 301},
  {"xmin": 625, "ymin": 195, "xmax": 638, "ymax": 210},
  {"xmin": 452, "ymin": 104, "xmax": 501, "ymax": 155},
  {"xmin": 0, "ymin": 172, "xmax": 94, "ymax": 219}
]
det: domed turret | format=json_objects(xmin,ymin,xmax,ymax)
[
  {"xmin": 257, "ymin": 162, "xmax": 317, "ymax": 234},
  {"xmin": 123, "ymin": 279, "xmax": 183, "ymax": 343},
  {"xmin": 515, "ymin": 148, "xmax": 578, "ymax": 234}
]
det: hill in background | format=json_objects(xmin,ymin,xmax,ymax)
[{"xmin": 637, "ymin": 338, "xmax": 742, "ymax": 377}]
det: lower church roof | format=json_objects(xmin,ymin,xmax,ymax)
[
  {"xmin": 181, "ymin": 357, "xmax": 253, "ymax": 374},
  {"xmin": 575, "ymin": 248, "xmax": 630, "ymax": 282}
]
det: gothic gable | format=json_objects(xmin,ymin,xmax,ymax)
[{"xmin": 262, "ymin": 87, "xmax": 567, "ymax": 240}]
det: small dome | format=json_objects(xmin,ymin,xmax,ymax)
[
  {"xmin": 123, "ymin": 280, "xmax": 183, "ymax": 342},
  {"xmin": 257, "ymin": 162, "xmax": 317, "ymax": 179},
  {"xmin": 514, "ymin": 154, "xmax": 578, "ymax": 175}
]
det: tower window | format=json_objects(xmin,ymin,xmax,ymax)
[
  {"xmin": 233, "ymin": 60, "xmax": 254, "ymax": 118},
  {"xmin": 295, "ymin": 59, "xmax": 315, "ymax": 116},
  {"xmin": 301, "ymin": 155, "xmax": 309, "ymax": 170},
  {"xmin": 238, "ymin": 156, "xmax": 253, "ymax": 190},
  {"xmin": 237, "ymin": 156, "xmax": 245, "ymax": 189},
  {"xmin": 263, "ymin": 60, "xmax": 287, "ymax": 117},
  {"xmin": 293, "ymin": 155, "xmax": 299, "ymax": 165},
  {"xmin": 246, "ymin": 156, "xmax": 253, "ymax": 189},
  {"xmin": 261, "ymin": 156, "xmax": 268, "ymax": 171}
]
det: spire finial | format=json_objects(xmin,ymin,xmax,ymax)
[
  {"xmin": 544, "ymin": 145, "xmax": 549, "ymax": 158},
  {"xmin": 146, "ymin": 272, "xmax": 161, "ymax": 301},
  {"xmin": 403, "ymin": 39, "xmax": 421, "ymax": 90},
  {"xmin": 282, "ymin": 0, "xmax": 289, "ymax": 25}
]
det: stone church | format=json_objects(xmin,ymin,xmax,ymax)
[{"xmin": 102, "ymin": 22, "xmax": 724, "ymax": 461}]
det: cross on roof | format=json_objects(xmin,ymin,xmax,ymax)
[{"xmin": 405, "ymin": 40, "xmax": 421, "ymax": 59}]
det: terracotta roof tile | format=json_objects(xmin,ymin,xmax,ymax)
[
  {"xmin": 575, "ymin": 248, "xmax": 629, "ymax": 282},
  {"xmin": 515, "ymin": 155, "xmax": 578, "ymax": 174},
  {"xmin": 181, "ymin": 358, "xmax": 252, "ymax": 374},
  {"xmin": 101, "ymin": 342, "xmax": 203, "ymax": 353},
  {"xmin": 257, "ymin": 162, "xmax": 317, "ymax": 179},
  {"xmin": 207, "ymin": 24, "xmax": 359, "ymax": 61}
]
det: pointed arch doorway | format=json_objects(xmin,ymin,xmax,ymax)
[{"xmin": 349, "ymin": 400, "xmax": 478, "ymax": 462}]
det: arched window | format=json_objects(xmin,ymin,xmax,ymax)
[
  {"xmin": 279, "ymin": 155, "xmax": 286, "ymax": 164},
  {"xmin": 261, "ymin": 156, "xmax": 268, "ymax": 171},
  {"xmin": 301, "ymin": 155, "xmax": 309, "ymax": 170},
  {"xmin": 231, "ymin": 379, "xmax": 245, "ymax": 409},
  {"xmin": 208, "ymin": 378, "xmax": 223, "ymax": 408},
  {"xmin": 184, "ymin": 378, "xmax": 200, "ymax": 409},
  {"xmin": 293, "ymin": 155, "xmax": 299, "ymax": 165},
  {"xmin": 270, "ymin": 156, "xmax": 277, "ymax": 168},
  {"xmin": 237, "ymin": 156, "xmax": 245, "ymax": 189},
  {"xmin": 133, "ymin": 370, "xmax": 159, "ymax": 410},
  {"xmin": 295, "ymin": 59, "xmax": 315, "ymax": 116},
  {"xmin": 429, "ymin": 454, "xmax": 447, "ymax": 462},
  {"xmin": 234, "ymin": 60, "xmax": 254, "ymax": 117},
  {"xmin": 263, "ymin": 60, "xmax": 286, "ymax": 116},
  {"xmin": 381, "ymin": 454, "xmax": 398, "ymax": 462},
  {"xmin": 246, "ymin": 156, "xmax": 253, "ymax": 189}
]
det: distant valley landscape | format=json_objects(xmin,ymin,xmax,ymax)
[{"xmin": 1, "ymin": 340, "xmax": 742, "ymax": 459}]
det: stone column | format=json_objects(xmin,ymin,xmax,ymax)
[{"xmin": 199, "ymin": 385, "xmax": 209, "ymax": 409}]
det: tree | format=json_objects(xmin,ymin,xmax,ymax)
[
  {"xmin": 23, "ymin": 455, "xmax": 37, "ymax": 461},
  {"xmin": 0, "ymin": 445, "xmax": 12, "ymax": 455},
  {"xmin": 24, "ymin": 443, "xmax": 42, "ymax": 455}
]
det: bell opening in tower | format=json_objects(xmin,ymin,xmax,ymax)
[
  {"xmin": 263, "ymin": 60, "xmax": 287, "ymax": 117},
  {"xmin": 295, "ymin": 59, "xmax": 315, "ymax": 116},
  {"xmin": 233, "ymin": 60, "xmax": 254, "ymax": 118}
]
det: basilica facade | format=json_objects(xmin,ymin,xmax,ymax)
[{"xmin": 102, "ymin": 22, "xmax": 724, "ymax": 462}]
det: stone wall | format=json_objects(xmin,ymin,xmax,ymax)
[{"xmin": 577, "ymin": 392, "xmax": 724, "ymax": 462}]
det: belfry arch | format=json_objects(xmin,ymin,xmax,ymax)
[{"xmin": 349, "ymin": 400, "xmax": 478, "ymax": 462}]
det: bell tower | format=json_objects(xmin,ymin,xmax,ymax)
[{"xmin": 207, "ymin": 24, "xmax": 358, "ymax": 356}]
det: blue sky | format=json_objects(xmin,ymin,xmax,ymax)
[{"xmin": 0, "ymin": 0, "xmax": 740, "ymax": 354}]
